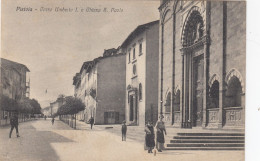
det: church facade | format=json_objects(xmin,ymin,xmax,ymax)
[{"xmin": 158, "ymin": 0, "xmax": 246, "ymax": 129}]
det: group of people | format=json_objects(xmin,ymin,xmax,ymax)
[
  {"xmin": 121, "ymin": 115, "xmax": 167, "ymax": 153},
  {"xmin": 145, "ymin": 115, "xmax": 166, "ymax": 153},
  {"xmin": 9, "ymin": 111, "xmax": 166, "ymax": 154}
]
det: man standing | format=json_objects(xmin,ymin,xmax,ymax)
[
  {"xmin": 51, "ymin": 117, "xmax": 55, "ymax": 125},
  {"xmin": 9, "ymin": 112, "xmax": 20, "ymax": 138},
  {"xmin": 89, "ymin": 117, "xmax": 94, "ymax": 129},
  {"xmin": 121, "ymin": 120, "xmax": 127, "ymax": 141}
]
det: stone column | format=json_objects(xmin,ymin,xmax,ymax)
[
  {"xmin": 188, "ymin": 53, "xmax": 192, "ymax": 128},
  {"xmin": 181, "ymin": 51, "xmax": 185, "ymax": 128},
  {"xmin": 218, "ymin": 84, "xmax": 224, "ymax": 129},
  {"xmin": 202, "ymin": 41, "xmax": 209, "ymax": 128}
]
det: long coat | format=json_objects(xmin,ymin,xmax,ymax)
[
  {"xmin": 155, "ymin": 121, "xmax": 166, "ymax": 143},
  {"xmin": 10, "ymin": 115, "xmax": 18, "ymax": 126},
  {"xmin": 145, "ymin": 125, "xmax": 155, "ymax": 148}
]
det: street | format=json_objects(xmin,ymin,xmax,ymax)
[{"xmin": 0, "ymin": 120, "xmax": 244, "ymax": 161}]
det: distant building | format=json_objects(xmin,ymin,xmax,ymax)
[
  {"xmin": 42, "ymin": 106, "xmax": 51, "ymax": 117},
  {"xmin": 158, "ymin": 0, "xmax": 245, "ymax": 129},
  {"xmin": 121, "ymin": 20, "xmax": 159, "ymax": 126},
  {"xmin": 73, "ymin": 48, "xmax": 126, "ymax": 124},
  {"xmin": 50, "ymin": 95, "xmax": 65, "ymax": 116}
]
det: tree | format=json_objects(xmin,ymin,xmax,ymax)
[
  {"xmin": 56, "ymin": 96, "xmax": 85, "ymax": 129},
  {"xmin": 56, "ymin": 96, "xmax": 85, "ymax": 115},
  {"xmin": 0, "ymin": 94, "xmax": 19, "ymax": 111},
  {"xmin": 30, "ymin": 99, "xmax": 42, "ymax": 114},
  {"xmin": 18, "ymin": 98, "xmax": 33, "ymax": 113}
]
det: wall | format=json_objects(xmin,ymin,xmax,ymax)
[
  {"xmin": 125, "ymin": 31, "xmax": 147, "ymax": 126},
  {"xmin": 209, "ymin": 2, "xmax": 224, "ymax": 80},
  {"xmin": 146, "ymin": 22, "xmax": 159, "ymax": 125},
  {"xmin": 226, "ymin": 1, "xmax": 246, "ymax": 87},
  {"xmin": 96, "ymin": 55, "xmax": 126, "ymax": 124},
  {"xmin": 84, "ymin": 66, "xmax": 97, "ymax": 122}
]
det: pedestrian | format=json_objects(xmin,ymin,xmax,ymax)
[
  {"xmin": 89, "ymin": 117, "xmax": 94, "ymax": 129},
  {"xmin": 44, "ymin": 115, "xmax": 47, "ymax": 120},
  {"xmin": 51, "ymin": 117, "xmax": 55, "ymax": 125},
  {"xmin": 144, "ymin": 120, "xmax": 155, "ymax": 153},
  {"xmin": 155, "ymin": 115, "xmax": 167, "ymax": 152},
  {"xmin": 9, "ymin": 112, "xmax": 20, "ymax": 138},
  {"xmin": 121, "ymin": 120, "xmax": 127, "ymax": 141}
]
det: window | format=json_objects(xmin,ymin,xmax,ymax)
[
  {"xmin": 139, "ymin": 43, "xmax": 142, "ymax": 55},
  {"xmin": 165, "ymin": 92, "xmax": 171, "ymax": 113},
  {"xmin": 133, "ymin": 48, "xmax": 136, "ymax": 60},
  {"xmin": 225, "ymin": 76, "xmax": 242, "ymax": 107},
  {"xmin": 139, "ymin": 83, "xmax": 142, "ymax": 101},
  {"xmin": 208, "ymin": 81, "xmax": 219, "ymax": 108},
  {"xmin": 173, "ymin": 90, "xmax": 180, "ymax": 111},
  {"xmin": 128, "ymin": 52, "xmax": 131, "ymax": 63},
  {"xmin": 133, "ymin": 64, "xmax": 137, "ymax": 75}
]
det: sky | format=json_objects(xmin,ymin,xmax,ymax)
[{"xmin": 1, "ymin": 0, "xmax": 160, "ymax": 107}]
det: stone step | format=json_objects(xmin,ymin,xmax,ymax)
[
  {"xmin": 170, "ymin": 139, "xmax": 244, "ymax": 143},
  {"xmin": 164, "ymin": 147, "xmax": 244, "ymax": 151},
  {"xmin": 173, "ymin": 136, "xmax": 244, "ymax": 140},
  {"xmin": 167, "ymin": 143, "xmax": 244, "ymax": 147},
  {"xmin": 177, "ymin": 133, "xmax": 245, "ymax": 136}
]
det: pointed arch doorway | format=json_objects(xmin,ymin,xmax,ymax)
[{"xmin": 180, "ymin": 7, "xmax": 209, "ymax": 128}]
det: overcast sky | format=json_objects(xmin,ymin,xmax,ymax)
[{"xmin": 1, "ymin": 0, "xmax": 160, "ymax": 107}]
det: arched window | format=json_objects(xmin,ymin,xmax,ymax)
[
  {"xmin": 225, "ymin": 76, "xmax": 242, "ymax": 107},
  {"xmin": 173, "ymin": 90, "xmax": 180, "ymax": 111},
  {"xmin": 208, "ymin": 80, "xmax": 219, "ymax": 108},
  {"xmin": 182, "ymin": 8, "xmax": 204, "ymax": 47},
  {"xmin": 139, "ymin": 83, "xmax": 142, "ymax": 101},
  {"xmin": 165, "ymin": 92, "xmax": 171, "ymax": 113}
]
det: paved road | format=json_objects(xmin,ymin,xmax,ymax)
[{"xmin": 0, "ymin": 119, "xmax": 244, "ymax": 161}]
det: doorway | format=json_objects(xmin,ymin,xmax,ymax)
[{"xmin": 192, "ymin": 54, "xmax": 204, "ymax": 127}]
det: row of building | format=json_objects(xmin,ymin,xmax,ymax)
[{"xmin": 73, "ymin": 0, "xmax": 246, "ymax": 129}]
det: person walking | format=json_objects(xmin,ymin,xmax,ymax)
[
  {"xmin": 121, "ymin": 120, "xmax": 127, "ymax": 141},
  {"xmin": 51, "ymin": 117, "xmax": 55, "ymax": 125},
  {"xmin": 145, "ymin": 120, "xmax": 155, "ymax": 153},
  {"xmin": 9, "ymin": 112, "xmax": 20, "ymax": 138},
  {"xmin": 155, "ymin": 115, "xmax": 167, "ymax": 152},
  {"xmin": 89, "ymin": 117, "xmax": 94, "ymax": 129}
]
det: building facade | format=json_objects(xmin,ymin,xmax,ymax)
[
  {"xmin": 0, "ymin": 58, "xmax": 30, "ymax": 100},
  {"xmin": 0, "ymin": 58, "xmax": 30, "ymax": 124},
  {"xmin": 42, "ymin": 106, "xmax": 51, "ymax": 117},
  {"xmin": 73, "ymin": 49, "xmax": 126, "ymax": 124},
  {"xmin": 50, "ymin": 95, "xmax": 65, "ymax": 116},
  {"xmin": 158, "ymin": 0, "xmax": 245, "ymax": 129},
  {"xmin": 122, "ymin": 20, "xmax": 159, "ymax": 126}
]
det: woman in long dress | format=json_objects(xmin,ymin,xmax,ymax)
[
  {"xmin": 145, "ymin": 121, "xmax": 155, "ymax": 153},
  {"xmin": 155, "ymin": 115, "xmax": 167, "ymax": 152}
]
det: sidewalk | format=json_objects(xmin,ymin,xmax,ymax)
[
  {"xmin": 72, "ymin": 120, "xmax": 244, "ymax": 145},
  {"xmin": 56, "ymin": 120, "xmax": 244, "ymax": 161}
]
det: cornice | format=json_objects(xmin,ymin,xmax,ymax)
[{"xmin": 180, "ymin": 35, "xmax": 209, "ymax": 54}]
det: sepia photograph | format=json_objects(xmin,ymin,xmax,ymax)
[{"xmin": 0, "ymin": 0, "xmax": 252, "ymax": 161}]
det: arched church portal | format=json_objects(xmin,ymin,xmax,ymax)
[{"xmin": 181, "ymin": 7, "xmax": 208, "ymax": 128}]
